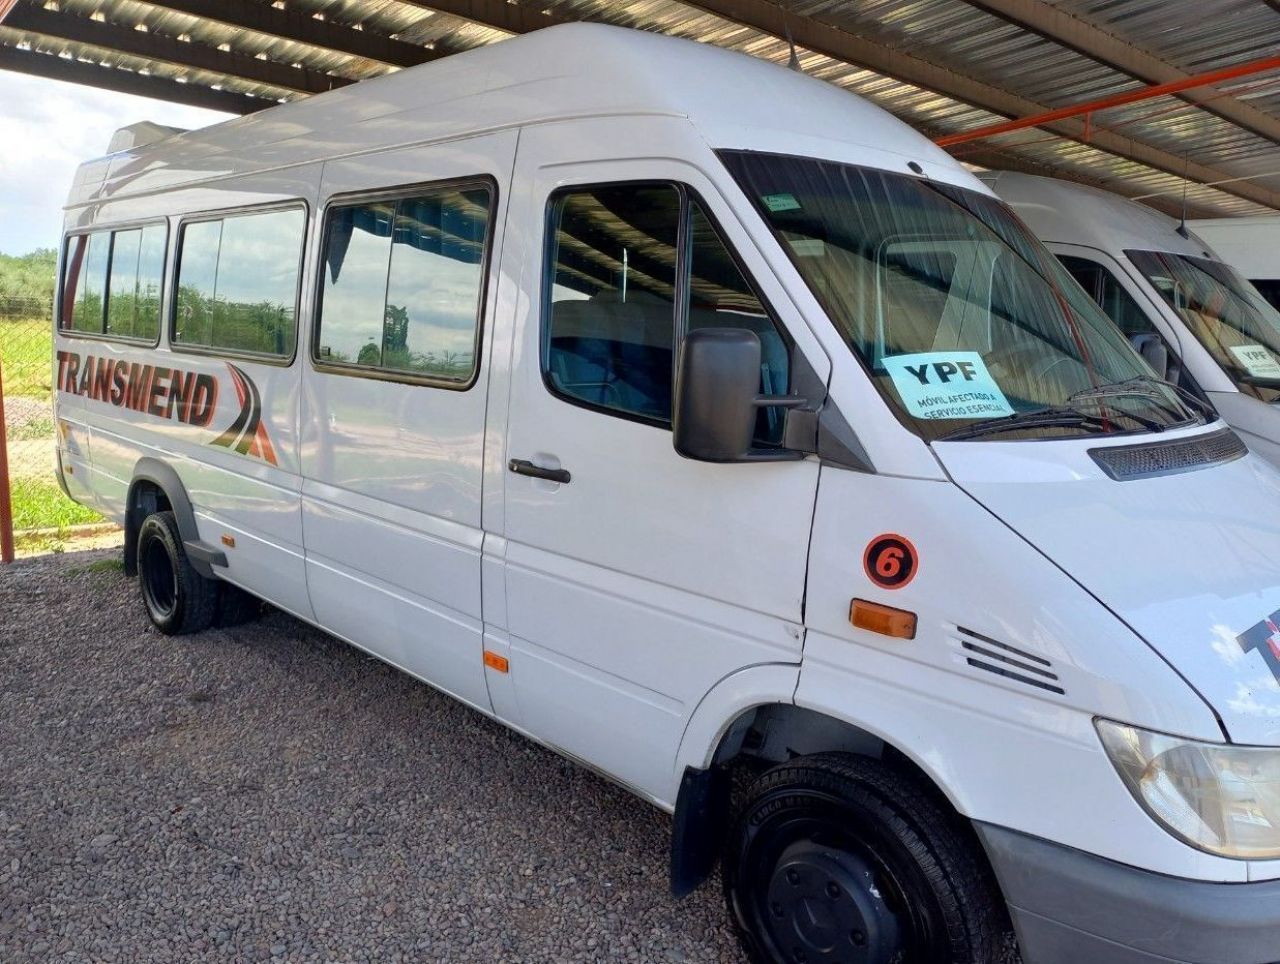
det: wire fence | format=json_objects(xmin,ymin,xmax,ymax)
[{"xmin": 1, "ymin": 307, "xmax": 103, "ymax": 553}]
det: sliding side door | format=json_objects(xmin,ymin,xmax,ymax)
[{"xmin": 299, "ymin": 134, "xmax": 517, "ymax": 711}]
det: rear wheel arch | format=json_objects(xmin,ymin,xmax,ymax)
[{"xmin": 123, "ymin": 458, "xmax": 205, "ymax": 577}]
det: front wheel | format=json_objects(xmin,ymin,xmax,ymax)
[
  {"xmin": 723, "ymin": 753, "xmax": 1008, "ymax": 964},
  {"xmin": 137, "ymin": 510, "xmax": 218, "ymax": 635}
]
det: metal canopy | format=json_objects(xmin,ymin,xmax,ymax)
[{"xmin": 0, "ymin": 0, "xmax": 1276, "ymax": 219}]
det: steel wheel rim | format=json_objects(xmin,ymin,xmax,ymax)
[
  {"xmin": 741, "ymin": 803, "xmax": 941, "ymax": 964},
  {"xmin": 141, "ymin": 535, "xmax": 177, "ymax": 620}
]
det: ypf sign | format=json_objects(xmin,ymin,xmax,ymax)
[{"xmin": 882, "ymin": 351, "xmax": 1015, "ymax": 421}]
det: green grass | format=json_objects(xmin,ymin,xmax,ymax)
[
  {"xmin": 0, "ymin": 318, "xmax": 53, "ymax": 397},
  {"xmin": 68, "ymin": 557, "xmax": 125, "ymax": 577},
  {"xmin": 10, "ymin": 477, "xmax": 101, "ymax": 531},
  {"xmin": 11, "ymin": 415, "xmax": 53, "ymax": 441}
]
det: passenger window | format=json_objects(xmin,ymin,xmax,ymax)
[
  {"xmin": 65, "ymin": 232, "xmax": 109, "ymax": 334},
  {"xmin": 174, "ymin": 208, "xmax": 305, "ymax": 358},
  {"xmin": 544, "ymin": 184, "xmax": 789, "ymax": 435},
  {"xmin": 545, "ymin": 184, "xmax": 681, "ymax": 422},
  {"xmin": 316, "ymin": 185, "xmax": 492, "ymax": 383},
  {"xmin": 105, "ymin": 224, "xmax": 166, "ymax": 341},
  {"xmin": 1058, "ymin": 255, "xmax": 1156, "ymax": 341}
]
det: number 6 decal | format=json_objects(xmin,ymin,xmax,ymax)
[{"xmin": 863, "ymin": 534, "xmax": 918, "ymax": 590}]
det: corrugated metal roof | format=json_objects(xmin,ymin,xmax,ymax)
[{"xmin": 1, "ymin": 0, "xmax": 1276, "ymax": 217}]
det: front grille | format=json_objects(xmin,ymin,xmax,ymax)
[{"xmin": 1090, "ymin": 427, "xmax": 1246, "ymax": 481}]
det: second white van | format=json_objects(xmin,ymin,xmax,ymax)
[{"xmin": 985, "ymin": 170, "xmax": 1280, "ymax": 466}]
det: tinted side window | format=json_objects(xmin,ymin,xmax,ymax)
[
  {"xmin": 1252, "ymin": 280, "xmax": 1280, "ymax": 312},
  {"xmin": 1058, "ymin": 254, "xmax": 1155, "ymax": 340},
  {"xmin": 544, "ymin": 184, "xmax": 790, "ymax": 435},
  {"xmin": 174, "ymin": 208, "xmax": 305, "ymax": 358},
  {"xmin": 545, "ymin": 184, "xmax": 681, "ymax": 422},
  {"xmin": 107, "ymin": 229, "xmax": 142, "ymax": 337},
  {"xmin": 65, "ymin": 232, "xmax": 109, "ymax": 333},
  {"xmin": 135, "ymin": 224, "xmax": 167, "ymax": 341},
  {"xmin": 317, "ymin": 186, "xmax": 492, "ymax": 382}
]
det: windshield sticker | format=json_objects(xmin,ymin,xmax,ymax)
[
  {"xmin": 882, "ymin": 351, "xmax": 1014, "ymax": 421},
  {"xmin": 762, "ymin": 193, "xmax": 802, "ymax": 213},
  {"xmin": 1228, "ymin": 344, "xmax": 1280, "ymax": 379}
]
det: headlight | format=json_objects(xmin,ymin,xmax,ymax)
[{"xmin": 1097, "ymin": 719, "xmax": 1280, "ymax": 859}]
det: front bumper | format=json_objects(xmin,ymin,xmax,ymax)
[{"xmin": 976, "ymin": 823, "xmax": 1280, "ymax": 964}]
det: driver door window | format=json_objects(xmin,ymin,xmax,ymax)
[{"xmin": 544, "ymin": 182, "xmax": 790, "ymax": 443}]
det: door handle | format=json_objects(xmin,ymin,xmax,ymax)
[{"xmin": 508, "ymin": 458, "xmax": 571, "ymax": 484}]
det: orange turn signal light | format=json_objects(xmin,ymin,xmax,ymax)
[
  {"xmin": 221, "ymin": 534, "xmax": 236, "ymax": 549},
  {"xmin": 849, "ymin": 599, "xmax": 917, "ymax": 640},
  {"xmin": 483, "ymin": 650, "xmax": 509, "ymax": 674}
]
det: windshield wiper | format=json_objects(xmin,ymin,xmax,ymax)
[
  {"xmin": 937, "ymin": 407, "xmax": 1113, "ymax": 441},
  {"xmin": 1069, "ymin": 375, "xmax": 1210, "ymax": 426}
]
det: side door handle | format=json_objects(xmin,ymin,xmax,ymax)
[{"xmin": 508, "ymin": 458, "xmax": 571, "ymax": 485}]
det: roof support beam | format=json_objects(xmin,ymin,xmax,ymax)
[
  {"xmin": 4, "ymin": 2, "xmax": 347, "ymax": 95},
  {"xmin": 672, "ymin": 0, "xmax": 1280, "ymax": 211},
  {"xmin": 396, "ymin": 0, "xmax": 570, "ymax": 35},
  {"xmin": 134, "ymin": 0, "xmax": 441, "ymax": 68},
  {"xmin": 935, "ymin": 54, "xmax": 1280, "ymax": 146},
  {"xmin": 0, "ymin": 44, "xmax": 265, "ymax": 113},
  {"xmin": 960, "ymin": 0, "xmax": 1280, "ymax": 147}
]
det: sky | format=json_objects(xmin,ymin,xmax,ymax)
[{"xmin": 0, "ymin": 71, "xmax": 231, "ymax": 256}]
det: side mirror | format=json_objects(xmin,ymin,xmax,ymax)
[
  {"xmin": 673, "ymin": 328, "xmax": 805, "ymax": 462},
  {"xmin": 1131, "ymin": 333, "xmax": 1170, "ymax": 381}
]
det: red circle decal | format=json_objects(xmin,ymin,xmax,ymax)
[{"xmin": 863, "ymin": 534, "xmax": 918, "ymax": 590}]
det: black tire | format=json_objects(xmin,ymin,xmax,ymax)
[
  {"xmin": 215, "ymin": 583, "xmax": 264, "ymax": 628},
  {"xmin": 136, "ymin": 510, "xmax": 218, "ymax": 636},
  {"xmin": 723, "ymin": 753, "xmax": 1007, "ymax": 964}
]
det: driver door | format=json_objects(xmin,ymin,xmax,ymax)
[{"xmin": 494, "ymin": 120, "xmax": 826, "ymax": 802}]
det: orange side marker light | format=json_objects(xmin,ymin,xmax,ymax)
[
  {"xmin": 221, "ymin": 534, "xmax": 236, "ymax": 549},
  {"xmin": 483, "ymin": 650, "xmax": 509, "ymax": 673},
  {"xmin": 849, "ymin": 599, "xmax": 917, "ymax": 640}
]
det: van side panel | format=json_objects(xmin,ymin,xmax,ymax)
[
  {"xmin": 298, "ymin": 134, "xmax": 519, "ymax": 712},
  {"xmin": 58, "ymin": 169, "xmax": 320, "ymax": 620}
]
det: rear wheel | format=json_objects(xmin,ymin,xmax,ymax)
[
  {"xmin": 724, "ymin": 753, "xmax": 1007, "ymax": 964},
  {"xmin": 136, "ymin": 510, "xmax": 217, "ymax": 635}
]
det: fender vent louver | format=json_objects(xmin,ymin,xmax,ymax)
[
  {"xmin": 956, "ymin": 626, "xmax": 1064, "ymax": 696},
  {"xmin": 1089, "ymin": 427, "xmax": 1246, "ymax": 481}
]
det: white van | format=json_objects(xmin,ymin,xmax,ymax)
[
  {"xmin": 52, "ymin": 24, "xmax": 1280, "ymax": 964},
  {"xmin": 984, "ymin": 171, "xmax": 1280, "ymax": 466},
  {"xmin": 1189, "ymin": 216, "xmax": 1280, "ymax": 310}
]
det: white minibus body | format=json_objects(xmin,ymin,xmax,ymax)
[
  {"xmin": 52, "ymin": 24, "xmax": 1280, "ymax": 964},
  {"xmin": 985, "ymin": 171, "xmax": 1280, "ymax": 467},
  {"xmin": 1189, "ymin": 216, "xmax": 1280, "ymax": 310}
]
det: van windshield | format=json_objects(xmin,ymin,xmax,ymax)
[
  {"xmin": 719, "ymin": 151, "xmax": 1201, "ymax": 442},
  {"xmin": 1127, "ymin": 249, "xmax": 1280, "ymax": 403}
]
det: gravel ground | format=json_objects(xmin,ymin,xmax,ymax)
[{"xmin": 0, "ymin": 548, "xmax": 745, "ymax": 963}]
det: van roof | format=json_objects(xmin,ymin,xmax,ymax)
[
  {"xmin": 978, "ymin": 170, "xmax": 1215, "ymax": 259},
  {"xmin": 69, "ymin": 22, "xmax": 977, "ymax": 209}
]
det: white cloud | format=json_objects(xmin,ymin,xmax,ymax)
[{"xmin": 0, "ymin": 71, "xmax": 232, "ymax": 256}]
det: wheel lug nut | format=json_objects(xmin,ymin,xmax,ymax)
[
  {"xmin": 771, "ymin": 902, "xmax": 784, "ymax": 918},
  {"xmin": 826, "ymin": 882, "xmax": 841, "ymax": 899},
  {"xmin": 851, "ymin": 929, "xmax": 867, "ymax": 946},
  {"xmin": 786, "ymin": 869, "xmax": 800, "ymax": 885},
  {"xmin": 793, "ymin": 950, "xmax": 807, "ymax": 964}
]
